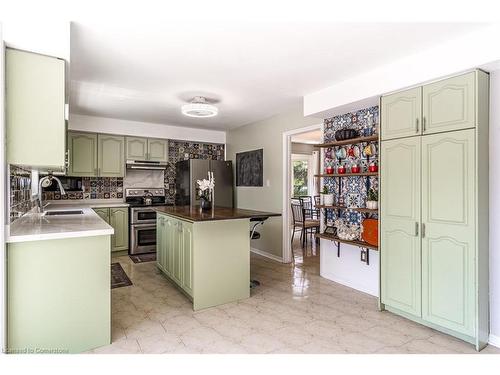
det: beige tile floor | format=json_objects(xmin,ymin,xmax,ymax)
[{"xmin": 90, "ymin": 240, "xmax": 500, "ymax": 354}]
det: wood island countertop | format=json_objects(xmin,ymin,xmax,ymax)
[{"xmin": 154, "ymin": 206, "xmax": 281, "ymax": 222}]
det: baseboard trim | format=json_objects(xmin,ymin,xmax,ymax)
[
  {"xmin": 489, "ymin": 334, "xmax": 500, "ymax": 348},
  {"xmin": 320, "ymin": 270, "xmax": 378, "ymax": 297},
  {"xmin": 250, "ymin": 247, "xmax": 284, "ymax": 263}
]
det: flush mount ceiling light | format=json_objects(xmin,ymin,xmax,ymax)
[{"xmin": 181, "ymin": 96, "xmax": 218, "ymax": 118}]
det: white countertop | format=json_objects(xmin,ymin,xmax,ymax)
[{"xmin": 6, "ymin": 200, "xmax": 129, "ymax": 243}]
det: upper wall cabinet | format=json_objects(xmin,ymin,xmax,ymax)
[
  {"xmin": 126, "ymin": 137, "xmax": 148, "ymax": 160},
  {"xmin": 126, "ymin": 137, "xmax": 168, "ymax": 162},
  {"xmin": 6, "ymin": 48, "xmax": 66, "ymax": 170},
  {"xmin": 68, "ymin": 131, "xmax": 125, "ymax": 177},
  {"xmin": 98, "ymin": 134, "xmax": 125, "ymax": 177},
  {"xmin": 382, "ymin": 71, "xmax": 478, "ymax": 141},
  {"xmin": 422, "ymin": 72, "xmax": 475, "ymax": 135},
  {"xmin": 67, "ymin": 132, "xmax": 98, "ymax": 177},
  {"xmin": 148, "ymin": 138, "xmax": 169, "ymax": 162},
  {"xmin": 381, "ymin": 87, "xmax": 422, "ymax": 141}
]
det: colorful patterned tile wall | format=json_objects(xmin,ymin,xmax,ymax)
[
  {"xmin": 323, "ymin": 106, "xmax": 379, "ymax": 226},
  {"xmin": 164, "ymin": 139, "xmax": 225, "ymax": 204},
  {"xmin": 42, "ymin": 177, "xmax": 124, "ymax": 201},
  {"xmin": 9, "ymin": 166, "xmax": 36, "ymax": 222}
]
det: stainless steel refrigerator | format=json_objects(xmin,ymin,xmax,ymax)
[{"xmin": 175, "ymin": 160, "xmax": 234, "ymax": 208}]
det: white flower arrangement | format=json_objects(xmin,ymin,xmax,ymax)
[{"xmin": 197, "ymin": 172, "xmax": 215, "ymax": 199}]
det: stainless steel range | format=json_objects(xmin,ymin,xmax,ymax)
[{"xmin": 126, "ymin": 188, "xmax": 166, "ymax": 255}]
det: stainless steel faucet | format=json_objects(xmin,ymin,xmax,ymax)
[{"xmin": 38, "ymin": 174, "xmax": 67, "ymax": 213}]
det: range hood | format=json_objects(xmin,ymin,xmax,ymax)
[{"xmin": 126, "ymin": 160, "xmax": 168, "ymax": 170}]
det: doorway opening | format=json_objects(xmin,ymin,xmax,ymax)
[{"xmin": 282, "ymin": 124, "xmax": 323, "ymax": 264}]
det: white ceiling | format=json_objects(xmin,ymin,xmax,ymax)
[
  {"xmin": 292, "ymin": 129, "xmax": 323, "ymax": 144},
  {"xmin": 70, "ymin": 22, "xmax": 487, "ymax": 131}
]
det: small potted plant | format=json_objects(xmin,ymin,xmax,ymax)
[
  {"xmin": 197, "ymin": 174, "xmax": 215, "ymax": 211},
  {"xmin": 321, "ymin": 185, "xmax": 334, "ymax": 206},
  {"xmin": 366, "ymin": 188, "xmax": 378, "ymax": 210}
]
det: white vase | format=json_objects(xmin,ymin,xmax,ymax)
[{"xmin": 323, "ymin": 194, "xmax": 334, "ymax": 206}]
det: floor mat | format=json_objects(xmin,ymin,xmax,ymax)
[
  {"xmin": 111, "ymin": 262, "xmax": 132, "ymax": 289},
  {"xmin": 129, "ymin": 253, "xmax": 156, "ymax": 264}
]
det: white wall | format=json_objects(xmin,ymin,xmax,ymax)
[
  {"xmin": 304, "ymin": 24, "xmax": 500, "ymax": 118},
  {"xmin": 69, "ymin": 114, "xmax": 226, "ymax": 144},
  {"xmin": 489, "ymin": 71, "xmax": 500, "ymax": 346},
  {"xmin": 321, "ymin": 242, "xmax": 379, "ymax": 296}
]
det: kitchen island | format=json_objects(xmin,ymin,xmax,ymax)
[{"xmin": 155, "ymin": 206, "xmax": 280, "ymax": 310}]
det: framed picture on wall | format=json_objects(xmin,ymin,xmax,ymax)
[{"xmin": 236, "ymin": 149, "xmax": 263, "ymax": 187}]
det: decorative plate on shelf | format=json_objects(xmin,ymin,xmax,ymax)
[{"xmin": 361, "ymin": 219, "xmax": 378, "ymax": 246}]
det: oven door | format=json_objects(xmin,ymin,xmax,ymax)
[
  {"xmin": 130, "ymin": 223, "xmax": 156, "ymax": 254},
  {"xmin": 131, "ymin": 207, "xmax": 157, "ymax": 224}
]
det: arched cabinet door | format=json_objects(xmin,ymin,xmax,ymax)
[
  {"xmin": 422, "ymin": 72, "xmax": 475, "ymax": 135},
  {"xmin": 380, "ymin": 137, "xmax": 422, "ymax": 316},
  {"xmin": 381, "ymin": 87, "xmax": 422, "ymax": 141},
  {"xmin": 421, "ymin": 129, "xmax": 475, "ymax": 336}
]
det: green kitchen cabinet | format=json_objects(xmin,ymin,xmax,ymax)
[
  {"xmin": 98, "ymin": 134, "xmax": 125, "ymax": 177},
  {"xmin": 380, "ymin": 70, "xmax": 489, "ymax": 351},
  {"xmin": 6, "ymin": 48, "xmax": 66, "ymax": 170},
  {"xmin": 421, "ymin": 129, "xmax": 475, "ymax": 336},
  {"xmin": 156, "ymin": 216, "xmax": 165, "ymax": 272},
  {"xmin": 148, "ymin": 138, "xmax": 169, "ymax": 162},
  {"xmin": 380, "ymin": 137, "xmax": 421, "ymax": 317},
  {"xmin": 126, "ymin": 137, "xmax": 148, "ymax": 161},
  {"xmin": 7, "ymin": 235, "xmax": 111, "ymax": 353},
  {"xmin": 93, "ymin": 208, "xmax": 110, "ymax": 223},
  {"xmin": 156, "ymin": 212, "xmax": 249, "ymax": 309},
  {"xmin": 381, "ymin": 87, "xmax": 422, "ymax": 141},
  {"xmin": 422, "ymin": 72, "xmax": 475, "ymax": 135},
  {"xmin": 110, "ymin": 208, "xmax": 129, "ymax": 252},
  {"xmin": 126, "ymin": 136, "xmax": 168, "ymax": 162},
  {"xmin": 93, "ymin": 207, "xmax": 128, "ymax": 252},
  {"xmin": 67, "ymin": 132, "xmax": 98, "ymax": 177}
]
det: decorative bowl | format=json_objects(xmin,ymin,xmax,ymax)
[{"xmin": 335, "ymin": 129, "xmax": 358, "ymax": 141}]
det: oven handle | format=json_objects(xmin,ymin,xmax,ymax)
[{"xmin": 131, "ymin": 223, "xmax": 157, "ymax": 228}]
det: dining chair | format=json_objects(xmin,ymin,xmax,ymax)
[{"xmin": 291, "ymin": 201, "xmax": 320, "ymax": 254}]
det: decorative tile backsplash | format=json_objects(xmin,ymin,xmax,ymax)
[
  {"xmin": 323, "ymin": 106, "xmax": 379, "ymax": 226},
  {"xmin": 10, "ymin": 166, "xmax": 36, "ymax": 222},
  {"xmin": 164, "ymin": 140, "xmax": 225, "ymax": 204},
  {"xmin": 42, "ymin": 177, "xmax": 124, "ymax": 201}
]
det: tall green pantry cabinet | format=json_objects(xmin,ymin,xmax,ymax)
[{"xmin": 380, "ymin": 70, "xmax": 489, "ymax": 350}]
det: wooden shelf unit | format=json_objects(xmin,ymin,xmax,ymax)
[
  {"xmin": 315, "ymin": 134, "xmax": 378, "ymax": 148},
  {"xmin": 316, "ymin": 204, "xmax": 378, "ymax": 214},
  {"xmin": 315, "ymin": 171, "xmax": 379, "ymax": 178},
  {"xmin": 316, "ymin": 233, "xmax": 378, "ymax": 250}
]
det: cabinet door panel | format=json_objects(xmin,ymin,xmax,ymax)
[
  {"xmin": 126, "ymin": 137, "xmax": 148, "ymax": 161},
  {"xmin": 93, "ymin": 208, "xmax": 109, "ymax": 223},
  {"xmin": 380, "ymin": 137, "xmax": 421, "ymax": 316},
  {"xmin": 98, "ymin": 135, "xmax": 125, "ymax": 177},
  {"xmin": 110, "ymin": 208, "xmax": 129, "ymax": 252},
  {"xmin": 423, "ymin": 72, "xmax": 475, "ymax": 134},
  {"xmin": 164, "ymin": 217, "xmax": 175, "ymax": 276},
  {"xmin": 182, "ymin": 222, "xmax": 193, "ymax": 296},
  {"xmin": 6, "ymin": 48, "xmax": 66, "ymax": 169},
  {"xmin": 148, "ymin": 139, "xmax": 168, "ymax": 162},
  {"xmin": 172, "ymin": 221, "xmax": 183, "ymax": 284},
  {"xmin": 421, "ymin": 129, "xmax": 475, "ymax": 336},
  {"xmin": 381, "ymin": 87, "xmax": 422, "ymax": 140},
  {"xmin": 156, "ymin": 216, "xmax": 165, "ymax": 272},
  {"xmin": 68, "ymin": 132, "xmax": 98, "ymax": 177}
]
